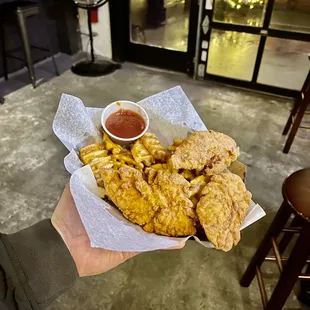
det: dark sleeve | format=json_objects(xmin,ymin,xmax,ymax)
[{"xmin": 0, "ymin": 219, "xmax": 79, "ymax": 310}]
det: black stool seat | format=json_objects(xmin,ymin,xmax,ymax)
[
  {"xmin": 0, "ymin": 1, "xmax": 38, "ymax": 18},
  {"xmin": 0, "ymin": 0, "xmax": 58, "ymax": 90}
]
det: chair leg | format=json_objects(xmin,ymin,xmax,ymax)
[
  {"xmin": 16, "ymin": 10, "xmax": 36, "ymax": 88},
  {"xmin": 0, "ymin": 17, "xmax": 8, "ymax": 81},
  {"xmin": 282, "ymin": 99, "xmax": 300, "ymax": 136},
  {"xmin": 283, "ymin": 96, "xmax": 309, "ymax": 154},
  {"xmin": 240, "ymin": 201, "xmax": 291, "ymax": 287},
  {"xmin": 266, "ymin": 224, "xmax": 310, "ymax": 310}
]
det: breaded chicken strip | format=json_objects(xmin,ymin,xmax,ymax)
[
  {"xmin": 144, "ymin": 170, "xmax": 197, "ymax": 237},
  {"xmin": 170, "ymin": 131, "xmax": 239, "ymax": 175},
  {"xmin": 101, "ymin": 167, "xmax": 197, "ymax": 236},
  {"xmin": 197, "ymin": 171, "xmax": 251, "ymax": 251},
  {"xmin": 101, "ymin": 166, "xmax": 157, "ymax": 226}
]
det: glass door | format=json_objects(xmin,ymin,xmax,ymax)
[
  {"xmin": 197, "ymin": 0, "xmax": 310, "ymax": 96},
  {"xmin": 257, "ymin": 0, "xmax": 310, "ymax": 90},
  {"xmin": 126, "ymin": 0, "xmax": 199, "ymax": 73},
  {"xmin": 130, "ymin": 0, "xmax": 190, "ymax": 52},
  {"xmin": 109, "ymin": 0, "xmax": 199, "ymax": 73}
]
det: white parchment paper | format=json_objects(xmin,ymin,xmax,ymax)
[{"xmin": 53, "ymin": 86, "xmax": 266, "ymax": 252}]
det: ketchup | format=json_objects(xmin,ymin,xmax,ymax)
[{"xmin": 105, "ymin": 109, "xmax": 146, "ymax": 138}]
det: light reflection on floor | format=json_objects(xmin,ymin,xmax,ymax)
[
  {"xmin": 207, "ymin": 31, "xmax": 260, "ymax": 81},
  {"xmin": 207, "ymin": 30, "xmax": 310, "ymax": 90}
]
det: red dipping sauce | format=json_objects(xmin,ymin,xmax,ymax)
[{"xmin": 105, "ymin": 109, "xmax": 146, "ymax": 139}]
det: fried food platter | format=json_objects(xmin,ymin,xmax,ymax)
[{"xmin": 79, "ymin": 130, "xmax": 252, "ymax": 252}]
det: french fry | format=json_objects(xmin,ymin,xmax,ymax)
[
  {"xmin": 103, "ymin": 133, "xmax": 126, "ymax": 154},
  {"xmin": 112, "ymin": 154, "xmax": 144, "ymax": 171},
  {"xmin": 167, "ymin": 145, "xmax": 177, "ymax": 152},
  {"xmin": 89, "ymin": 156, "xmax": 113, "ymax": 170},
  {"xmin": 79, "ymin": 143, "xmax": 105, "ymax": 156},
  {"xmin": 189, "ymin": 176, "xmax": 207, "ymax": 198},
  {"xmin": 173, "ymin": 139, "xmax": 183, "ymax": 146},
  {"xmin": 131, "ymin": 139, "xmax": 155, "ymax": 167},
  {"xmin": 181, "ymin": 169, "xmax": 196, "ymax": 181},
  {"xmin": 149, "ymin": 163, "xmax": 167, "ymax": 171},
  {"xmin": 98, "ymin": 187, "xmax": 107, "ymax": 198},
  {"xmin": 140, "ymin": 133, "xmax": 168, "ymax": 162},
  {"xmin": 80, "ymin": 150, "xmax": 109, "ymax": 164},
  {"xmin": 166, "ymin": 158, "xmax": 178, "ymax": 174}
]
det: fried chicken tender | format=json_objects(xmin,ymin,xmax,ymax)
[
  {"xmin": 197, "ymin": 172, "xmax": 251, "ymax": 252},
  {"xmin": 140, "ymin": 133, "xmax": 168, "ymax": 162},
  {"xmin": 101, "ymin": 167, "xmax": 197, "ymax": 237},
  {"xmin": 143, "ymin": 170, "xmax": 197, "ymax": 236},
  {"xmin": 101, "ymin": 166, "xmax": 156, "ymax": 226},
  {"xmin": 170, "ymin": 131, "xmax": 239, "ymax": 176}
]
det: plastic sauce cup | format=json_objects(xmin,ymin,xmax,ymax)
[{"xmin": 101, "ymin": 100, "xmax": 149, "ymax": 145}]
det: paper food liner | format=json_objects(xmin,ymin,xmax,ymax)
[{"xmin": 53, "ymin": 86, "xmax": 266, "ymax": 252}]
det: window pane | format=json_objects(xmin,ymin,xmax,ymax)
[
  {"xmin": 207, "ymin": 30, "xmax": 260, "ymax": 81},
  {"xmin": 213, "ymin": 0, "xmax": 268, "ymax": 27},
  {"xmin": 258, "ymin": 37, "xmax": 310, "ymax": 90},
  {"xmin": 130, "ymin": 0, "xmax": 189, "ymax": 52},
  {"xmin": 270, "ymin": 0, "xmax": 310, "ymax": 33}
]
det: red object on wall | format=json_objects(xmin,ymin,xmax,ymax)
[{"xmin": 90, "ymin": 8, "xmax": 98, "ymax": 23}]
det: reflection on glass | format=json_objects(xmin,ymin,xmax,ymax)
[
  {"xmin": 270, "ymin": 0, "xmax": 310, "ymax": 33},
  {"xmin": 130, "ymin": 0, "xmax": 189, "ymax": 52},
  {"xmin": 258, "ymin": 38, "xmax": 310, "ymax": 90},
  {"xmin": 207, "ymin": 30, "xmax": 260, "ymax": 81},
  {"xmin": 213, "ymin": 0, "xmax": 267, "ymax": 27}
]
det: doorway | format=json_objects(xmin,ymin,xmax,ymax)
[
  {"xmin": 109, "ymin": 0, "xmax": 199, "ymax": 73},
  {"xmin": 197, "ymin": 0, "xmax": 310, "ymax": 97}
]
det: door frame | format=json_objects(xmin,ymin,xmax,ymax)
[
  {"xmin": 197, "ymin": 0, "xmax": 310, "ymax": 97},
  {"xmin": 109, "ymin": 0, "xmax": 199, "ymax": 74}
]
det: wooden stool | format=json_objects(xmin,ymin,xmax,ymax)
[
  {"xmin": 0, "ymin": 1, "xmax": 59, "ymax": 88},
  {"xmin": 282, "ymin": 70, "xmax": 310, "ymax": 154},
  {"xmin": 240, "ymin": 168, "xmax": 310, "ymax": 310}
]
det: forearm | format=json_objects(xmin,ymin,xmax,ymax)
[{"xmin": 0, "ymin": 219, "xmax": 79, "ymax": 309}]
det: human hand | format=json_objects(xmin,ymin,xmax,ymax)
[
  {"xmin": 51, "ymin": 185, "xmax": 139, "ymax": 277},
  {"xmin": 51, "ymin": 185, "xmax": 184, "ymax": 277}
]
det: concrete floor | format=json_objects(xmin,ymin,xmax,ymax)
[{"xmin": 1, "ymin": 58, "xmax": 310, "ymax": 309}]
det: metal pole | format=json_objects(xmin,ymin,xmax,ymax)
[
  {"xmin": 87, "ymin": 9, "xmax": 95, "ymax": 62},
  {"xmin": 193, "ymin": 0, "xmax": 204, "ymax": 80}
]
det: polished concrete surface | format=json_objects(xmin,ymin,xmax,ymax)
[{"xmin": 1, "ymin": 58, "xmax": 310, "ymax": 309}]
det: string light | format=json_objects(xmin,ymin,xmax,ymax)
[{"xmin": 225, "ymin": 0, "xmax": 264, "ymax": 8}]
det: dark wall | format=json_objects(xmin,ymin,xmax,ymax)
[{"xmin": 0, "ymin": 0, "xmax": 81, "ymax": 78}]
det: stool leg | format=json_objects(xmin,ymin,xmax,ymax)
[
  {"xmin": 278, "ymin": 216, "xmax": 301, "ymax": 254},
  {"xmin": 266, "ymin": 224, "xmax": 310, "ymax": 310},
  {"xmin": 283, "ymin": 96, "xmax": 309, "ymax": 154},
  {"xmin": 240, "ymin": 201, "xmax": 291, "ymax": 287},
  {"xmin": 16, "ymin": 10, "xmax": 36, "ymax": 88},
  {"xmin": 0, "ymin": 17, "xmax": 8, "ymax": 81},
  {"xmin": 282, "ymin": 99, "xmax": 299, "ymax": 136}
]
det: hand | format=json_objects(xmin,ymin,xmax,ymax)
[
  {"xmin": 51, "ymin": 185, "xmax": 138, "ymax": 277},
  {"xmin": 51, "ymin": 185, "xmax": 184, "ymax": 277}
]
